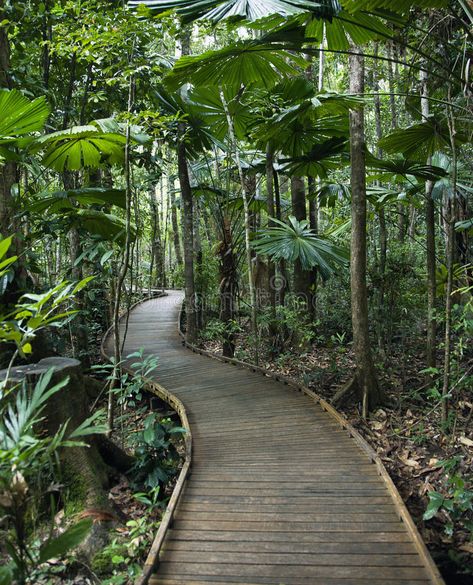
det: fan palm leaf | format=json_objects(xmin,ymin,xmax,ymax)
[
  {"xmin": 0, "ymin": 89, "xmax": 50, "ymax": 140},
  {"xmin": 128, "ymin": 0, "xmax": 342, "ymax": 23},
  {"xmin": 165, "ymin": 42, "xmax": 306, "ymax": 91},
  {"xmin": 378, "ymin": 117, "xmax": 468, "ymax": 160},
  {"xmin": 25, "ymin": 188, "xmax": 127, "ymax": 214},
  {"xmin": 252, "ymin": 215, "xmax": 348, "ymax": 279},
  {"xmin": 32, "ymin": 125, "xmax": 126, "ymax": 171}
]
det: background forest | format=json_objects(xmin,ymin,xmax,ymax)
[{"xmin": 0, "ymin": 0, "xmax": 472, "ymax": 584}]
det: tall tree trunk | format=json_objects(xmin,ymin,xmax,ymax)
[
  {"xmin": 0, "ymin": 3, "xmax": 22, "ymax": 297},
  {"xmin": 442, "ymin": 93, "xmax": 458, "ymax": 426},
  {"xmin": 170, "ymin": 176, "xmax": 183, "ymax": 267},
  {"xmin": 194, "ymin": 199, "xmax": 204, "ymax": 330},
  {"xmin": 149, "ymin": 184, "xmax": 164, "ymax": 289},
  {"xmin": 220, "ymin": 89, "xmax": 259, "ymax": 363},
  {"xmin": 266, "ymin": 144, "xmax": 277, "ymax": 331},
  {"xmin": 420, "ymin": 68, "xmax": 437, "ymax": 369},
  {"xmin": 308, "ymin": 176, "xmax": 318, "ymax": 319},
  {"xmin": 178, "ymin": 27, "xmax": 198, "ymax": 343},
  {"xmin": 219, "ymin": 217, "xmax": 237, "ymax": 358},
  {"xmin": 291, "ymin": 176, "xmax": 311, "ymax": 310},
  {"xmin": 373, "ymin": 44, "xmax": 387, "ymax": 353},
  {"xmin": 177, "ymin": 126, "xmax": 197, "ymax": 344},
  {"xmin": 349, "ymin": 48, "xmax": 384, "ymax": 413}
]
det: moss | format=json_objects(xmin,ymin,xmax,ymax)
[
  {"xmin": 91, "ymin": 543, "xmax": 128, "ymax": 575},
  {"xmin": 61, "ymin": 447, "xmax": 109, "ymax": 517},
  {"xmin": 91, "ymin": 549, "xmax": 113, "ymax": 574}
]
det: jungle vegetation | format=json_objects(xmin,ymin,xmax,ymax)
[{"xmin": 0, "ymin": 0, "xmax": 472, "ymax": 583}]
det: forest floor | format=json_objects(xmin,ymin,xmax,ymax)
[{"xmin": 201, "ymin": 332, "xmax": 473, "ymax": 585}]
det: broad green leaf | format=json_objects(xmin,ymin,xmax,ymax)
[
  {"xmin": 39, "ymin": 519, "xmax": 93, "ymax": 564},
  {"xmin": 379, "ymin": 118, "xmax": 467, "ymax": 160},
  {"xmin": 165, "ymin": 42, "xmax": 306, "ymax": 91},
  {"xmin": 26, "ymin": 188, "xmax": 127, "ymax": 214},
  {"xmin": 423, "ymin": 491, "xmax": 444, "ymax": 521},
  {"xmin": 129, "ymin": 0, "xmax": 342, "ymax": 23},
  {"xmin": 73, "ymin": 209, "xmax": 136, "ymax": 243},
  {"xmin": 33, "ymin": 126, "xmax": 126, "ymax": 171},
  {"xmin": 0, "ymin": 236, "xmax": 12, "ymax": 261},
  {"xmin": 253, "ymin": 215, "xmax": 348, "ymax": 278},
  {"xmin": 0, "ymin": 89, "xmax": 49, "ymax": 139},
  {"xmin": 342, "ymin": 0, "xmax": 448, "ymax": 13}
]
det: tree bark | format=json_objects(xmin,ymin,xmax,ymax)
[
  {"xmin": 349, "ymin": 48, "xmax": 384, "ymax": 412},
  {"xmin": 266, "ymin": 144, "xmax": 277, "ymax": 333},
  {"xmin": 291, "ymin": 176, "xmax": 312, "ymax": 311},
  {"xmin": 170, "ymin": 175, "xmax": 183, "ymax": 267},
  {"xmin": 420, "ymin": 68, "xmax": 437, "ymax": 369},
  {"xmin": 178, "ymin": 126, "xmax": 198, "ymax": 344},
  {"xmin": 219, "ymin": 217, "xmax": 237, "ymax": 357},
  {"xmin": 177, "ymin": 27, "xmax": 198, "ymax": 343}
]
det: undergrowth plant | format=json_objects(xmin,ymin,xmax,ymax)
[{"xmin": 0, "ymin": 370, "xmax": 106, "ymax": 585}]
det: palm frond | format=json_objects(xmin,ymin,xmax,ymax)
[
  {"xmin": 128, "ymin": 0, "xmax": 341, "ymax": 23},
  {"xmin": 252, "ymin": 215, "xmax": 348, "ymax": 279}
]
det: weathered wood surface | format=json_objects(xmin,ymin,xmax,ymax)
[{"xmin": 105, "ymin": 291, "xmax": 444, "ymax": 585}]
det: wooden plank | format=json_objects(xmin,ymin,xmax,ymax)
[
  {"xmin": 156, "ymin": 562, "xmax": 430, "ymax": 581},
  {"xmin": 173, "ymin": 519, "xmax": 407, "ymax": 532},
  {"xmin": 159, "ymin": 550, "xmax": 423, "ymax": 567},
  {"xmin": 163, "ymin": 539, "xmax": 418, "ymax": 555},
  {"xmin": 166, "ymin": 529, "xmax": 413, "ymax": 543},
  {"xmin": 151, "ymin": 579, "xmax": 431, "ymax": 585},
  {"xmin": 102, "ymin": 292, "xmax": 444, "ymax": 585}
]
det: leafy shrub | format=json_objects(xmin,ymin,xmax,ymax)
[{"xmin": 130, "ymin": 413, "xmax": 186, "ymax": 490}]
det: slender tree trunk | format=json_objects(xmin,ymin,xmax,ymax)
[
  {"xmin": 442, "ymin": 93, "xmax": 458, "ymax": 426},
  {"xmin": 220, "ymin": 89, "xmax": 259, "ymax": 363},
  {"xmin": 177, "ymin": 28, "xmax": 198, "ymax": 343},
  {"xmin": 308, "ymin": 176, "xmax": 318, "ymax": 319},
  {"xmin": 177, "ymin": 127, "xmax": 198, "ymax": 343},
  {"xmin": 219, "ymin": 217, "xmax": 237, "ymax": 358},
  {"xmin": 194, "ymin": 199, "xmax": 204, "ymax": 329},
  {"xmin": 291, "ymin": 176, "xmax": 312, "ymax": 311},
  {"xmin": 420, "ymin": 69, "xmax": 437, "ymax": 369},
  {"xmin": 41, "ymin": 1, "xmax": 52, "ymax": 89},
  {"xmin": 0, "ymin": 3, "xmax": 20, "ymax": 291},
  {"xmin": 373, "ymin": 44, "xmax": 387, "ymax": 353},
  {"xmin": 266, "ymin": 144, "xmax": 277, "ymax": 332},
  {"xmin": 110, "ymin": 74, "xmax": 135, "ymax": 434},
  {"xmin": 170, "ymin": 178, "xmax": 183, "ymax": 267},
  {"xmin": 150, "ymin": 184, "xmax": 164, "ymax": 289},
  {"xmin": 349, "ymin": 48, "xmax": 384, "ymax": 413}
]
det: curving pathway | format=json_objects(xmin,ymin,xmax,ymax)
[{"xmin": 106, "ymin": 291, "xmax": 443, "ymax": 585}]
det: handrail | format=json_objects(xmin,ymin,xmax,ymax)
[
  {"xmin": 100, "ymin": 292, "xmax": 193, "ymax": 585},
  {"xmin": 177, "ymin": 303, "xmax": 445, "ymax": 585}
]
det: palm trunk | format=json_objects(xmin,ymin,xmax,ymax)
[{"xmin": 349, "ymin": 48, "xmax": 384, "ymax": 413}]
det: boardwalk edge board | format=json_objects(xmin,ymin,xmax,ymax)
[
  {"xmin": 176, "ymin": 302, "xmax": 445, "ymax": 585},
  {"xmin": 101, "ymin": 292, "xmax": 193, "ymax": 585},
  {"xmin": 102, "ymin": 294, "xmax": 445, "ymax": 585}
]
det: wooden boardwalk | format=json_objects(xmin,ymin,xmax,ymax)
[{"xmin": 106, "ymin": 291, "xmax": 444, "ymax": 585}]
